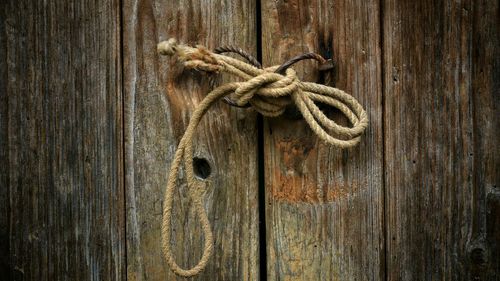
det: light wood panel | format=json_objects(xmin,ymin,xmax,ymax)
[
  {"xmin": 261, "ymin": 0, "xmax": 384, "ymax": 279},
  {"xmin": 122, "ymin": 0, "xmax": 260, "ymax": 280}
]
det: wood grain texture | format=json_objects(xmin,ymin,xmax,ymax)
[
  {"xmin": 122, "ymin": 0, "xmax": 260, "ymax": 280},
  {"xmin": 1, "ymin": 0, "xmax": 125, "ymax": 280},
  {"xmin": 383, "ymin": 0, "xmax": 499, "ymax": 279},
  {"xmin": 472, "ymin": 0, "xmax": 500, "ymax": 279},
  {"xmin": 0, "ymin": 1, "xmax": 11, "ymax": 278},
  {"xmin": 2, "ymin": 0, "xmax": 498, "ymax": 279},
  {"xmin": 261, "ymin": 0, "xmax": 384, "ymax": 280}
]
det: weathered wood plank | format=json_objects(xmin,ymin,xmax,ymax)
[
  {"xmin": 2, "ymin": 0, "xmax": 125, "ymax": 280},
  {"xmin": 0, "ymin": 2, "xmax": 11, "ymax": 279},
  {"xmin": 261, "ymin": 0, "xmax": 384, "ymax": 280},
  {"xmin": 122, "ymin": 0, "xmax": 259, "ymax": 280},
  {"xmin": 383, "ymin": 0, "xmax": 499, "ymax": 279},
  {"xmin": 472, "ymin": 1, "xmax": 500, "ymax": 278}
]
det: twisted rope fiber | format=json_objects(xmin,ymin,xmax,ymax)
[{"xmin": 157, "ymin": 38, "xmax": 369, "ymax": 277}]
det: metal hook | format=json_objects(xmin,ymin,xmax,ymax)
[
  {"xmin": 212, "ymin": 46, "xmax": 261, "ymax": 108},
  {"xmin": 275, "ymin": 52, "xmax": 335, "ymax": 88}
]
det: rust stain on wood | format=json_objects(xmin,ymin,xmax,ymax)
[
  {"xmin": 269, "ymin": 137, "xmax": 363, "ymax": 203},
  {"xmin": 270, "ymin": 176, "xmax": 359, "ymax": 203}
]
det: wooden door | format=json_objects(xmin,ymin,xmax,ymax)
[{"xmin": 1, "ymin": 0, "xmax": 498, "ymax": 280}]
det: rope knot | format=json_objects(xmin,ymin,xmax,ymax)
[{"xmin": 233, "ymin": 68, "xmax": 298, "ymax": 116}]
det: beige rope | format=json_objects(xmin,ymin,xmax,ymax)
[{"xmin": 157, "ymin": 38, "xmax": 368, "ymax": 277}]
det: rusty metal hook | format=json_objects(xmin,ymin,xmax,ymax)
[
  {"xmin": 213, "ymin": 46, "xmax": 261, "ymax": 108},
  {"xmin": 274, "ymin": 52, "xmax": 334, "ymax": 74}
]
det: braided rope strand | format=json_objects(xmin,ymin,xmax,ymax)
[{"xmin": 157, "ymin": 38, "xmax": 368, "ymax": 277}]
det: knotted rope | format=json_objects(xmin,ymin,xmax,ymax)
[{"xmin": 157, "ymin": 38, "xmax": 368, "ymax": 277}]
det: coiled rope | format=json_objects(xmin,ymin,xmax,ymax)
[{"xmin": 157, "ymin": 38, "xmax": 368, "ymax": 277}]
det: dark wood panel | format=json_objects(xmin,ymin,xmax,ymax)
[
  {"xmin": 470, "ymin": 0, "xmax": 499, "ymax": 278},
  {"xmin": 122, "ymin": 0, "xmax": 260, "ymax": 280},
  {"xmin": 2, "ymin": 0, "xmax": 125, "ymax": 280},
  {"xmin": 261, "ymin": 0, "xmax": 384, "ymax": 279},
  {"xmin": 383, "ymin": 0, "xmax": 499, "ymax": 279},
  {"xmin": 0, "ymin": 1, "xmax": 11, "ymax": 279}
]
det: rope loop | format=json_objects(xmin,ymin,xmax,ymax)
[{"xmin": 157, "ymin": 38, "xmax": 369, "ymax": 277}]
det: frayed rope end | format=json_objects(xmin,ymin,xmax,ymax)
[{"xmin": 158, "ymin": 38, "xmax": 178, "ymax": 56}]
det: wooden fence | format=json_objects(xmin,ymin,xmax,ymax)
[{"xmin": 1, "ymin": 0, "xmax": 498, "ymax": 280}]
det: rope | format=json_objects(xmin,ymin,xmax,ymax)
[{"xmin": 157, "ymin": 38, "xmax": 369, "ymax": 277}]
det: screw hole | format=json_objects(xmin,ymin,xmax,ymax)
[{"xmin": 193, "ymin": 157, "xmax": 211, "ymax": 179}]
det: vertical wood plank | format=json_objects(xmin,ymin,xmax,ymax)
[
  {"xmin": 122, "ymin": 0, "xmax": 260, "ymax": 280},
  {"xmin": 0, "ymin": 1, "xmax": 11, "ymax": 278},
  {"xmin": 261, "ymin": 0, "xmax": 384, "ymax": 280},
  {"xmin": 472, "ymin": 1, "xmax": 500, "ymax": 278},
  {"xmin": 383, "ymin": 0, "xmax": 499, "ymax": 279},
  {"xmin": 2, "ymin": 0, "xmax": 125, "ymax": 280}
]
